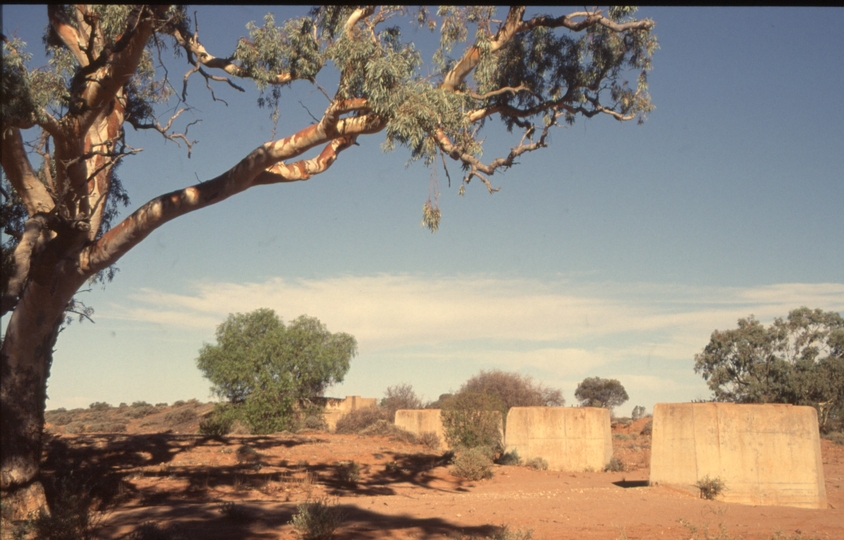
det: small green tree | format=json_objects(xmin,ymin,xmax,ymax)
[
  {"xmin": 631, "ymin": 405, "xmax": 646, "ymax": 420},
  {"xmin": 574, "ymin": 377, "xmax": 629, "ymax": 411},
  {"xmin": 196, "ymin": 308, "xmax": 356, "ymax": 434}
]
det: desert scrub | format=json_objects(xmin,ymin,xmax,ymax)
[
  {"xmin": 525, "ymin": 457, "xmax": 548, "ymax": 471},
  {"xmin": 417, "ymin": 431, "xmax": 441, "ymax": 450},
  {"xmin": 290, "ymin": 497, "xmax": 344, "ymax": 539},
  {"xmin": 335, "ymin": 461, "xmax": 361, "ymax": 486},
  {"xmin": 450, "ymin": 447, "xmax": 494, "ymax": 481},
  {"xmin": 334, "ymin": 406, "xmax": 389, "ymax": 434},
  {"xmin": 496, "ymin": 449, "xmax": 521, "ymax": 466},
  {"xmin": 605, "ymin": 456, "xmax": 626, "ymax": 472},
  {"xmin": 695, "ymin": 475, "xmax": 726, "ymax": 500}
]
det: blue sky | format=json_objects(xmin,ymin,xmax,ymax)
[{"xmin": 2, "ymin": 6, "xmax": 843, "ymax": 414}]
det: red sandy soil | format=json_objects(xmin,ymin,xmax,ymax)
[{"xmin": 28, "ymin": 416, "xmax": 842, "ymax": 539}]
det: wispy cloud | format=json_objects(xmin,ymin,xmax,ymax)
[{"xmin": 103, "ymin": 274, "xmax": 844, "ymax": 361}]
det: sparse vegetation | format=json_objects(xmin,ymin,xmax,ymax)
[
  {"xmin": 496, "ymin": 449, "xmax": 522, "ymax": 466},
  {"xmin": 335, "ymin": 461, "xmax": 361, "ymax": 486},
  {"xmin": 441, "ymin": 391, "xmax": 504, "ymax": 451},
  {"xmin": 605, "ymin": 456, "xmax": 626, "ymax": 472},
  {"xmin": 417, "ymin": 431, "xmax": 441, "ymax": 450},
  {"xmin": 334, "ymin": 406, "xmax": 389, "ymax": 434},
  {"xmin": 198, "ymin": 404, "xmax": 237, "ymax": 436},
  {"xmin": 631, "ymin": 405, "xmax": 647, "ymax": 420},
  {"xmin": 695, "ymin": 475, "xmax": 726, "ymax": 500},
  {"xmin": 381, "ymin": 383, "xmax": 424, "ymax": 422},
  {"xmin": 525, "ymin": 457, "xmax": 548, "ymax": 471},
  {"xmin": 290, "ymin": 497, "xmax": 344, "ymax": 540},
  {"xmin": 450, "ymin": 447, "xmax": 494, "ymax": 481}
]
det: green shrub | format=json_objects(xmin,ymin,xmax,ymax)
[
  {"xmin": 290, "ymin": 497, "xmax": 344, "ymax": 540},
  {"xmin": 695, "ymin": 475, "xmax": 726, "ymax": 500},
  {"xmin": 198, "ymin": 403, "xmax": 238, "ymax": 436},
  {"xmin": 441, "ymin": 391, "xmax": 503, "ymax": 450},
  {"xmin": 334, "ymin": 407, "xmax": 389, "ymax": 434},
  {"xmin": 525, "ymin": 457, "xmax": 548, "ymax": 471},
  {"xmin": 640, "ymin": 419, "xmax": 653, "ymax": 436},
  {"xmin": 235, "ymin": 444, "xmax": 261, "ymax": 464},
  {"xmin": 496, "ymin": 449, "xmax": 521, "ymax": 466},
  {"xmin": 450, "ymin": 447, "xmax": 494, "ymax": 481}
]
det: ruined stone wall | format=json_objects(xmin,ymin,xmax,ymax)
[{"xmin": 394, "ymin": 409, "xmax": 446, "ymax": 449}]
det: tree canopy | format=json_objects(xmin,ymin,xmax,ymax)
[
  {"xmin": 0, "ymin": 4, "xmax": 657, "ymax": 518},
  {"xmin": 694, "ymin": 307, "xmax": 844, "ymax": 431},
  {"xmin": 196, "ymin": 308, "xmax": 356, "ymax": 433},
  {"xmin": 574, "ymin": 376, "xmax": 629, "ymax": 410}
]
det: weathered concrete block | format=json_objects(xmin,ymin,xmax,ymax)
[
  {"xmin": 323, "ymin": 395, "xmax": 377, "ymax": 431},
  {"xmin": 395, "ymin": 409, "xmax": 446, "ymax": 449},
  {"xmin": 649, "ymin": 402, "xmax": 827, "ymax": 509},
  {"xmin": 504, "ymin": 407, "xmax": 612, "ymax": 472}
]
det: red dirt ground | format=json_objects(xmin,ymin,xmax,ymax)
[{"xmin": 30, "ymin": 416, "xmax": 843, "ymax": 539}]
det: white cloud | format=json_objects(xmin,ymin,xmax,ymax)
[{"xmin": 102, "ymin": 275, "xmax": 844, "ymax": 366}]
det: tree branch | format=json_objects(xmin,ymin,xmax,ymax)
[
  {"xmin": 47, "ymin": 5, "xmax": 88, "ymax": 67},
  {"xmin": 81, "ymin": 109, "xmax": 386, "ymax": 275},
  {"xmin": 0, "ymin": 129, "xmax": 54, "ymax": 216}
]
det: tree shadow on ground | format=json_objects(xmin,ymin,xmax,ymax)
[
  {"xmin": 101, "ymin": 500, "xmax": 501, "ymax": 540},
  {"xmin": 38, "ymin": 433, "xmax": 464, "ymax": 527}
]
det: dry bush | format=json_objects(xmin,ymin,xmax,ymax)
[
  {"xmin": 164, "ymin": 407, "xmax": 198, "ymax": 426},
  {"xmin": 461, "ymin": 370, "xmax": 564, "ymax": 410},
  {"xmin": 605, "ymin": 456, "xmax": 626, "ymax": 472},
  {"xmin": 695, "ymin": 475, "xmax": 726, "ymax": 500},
  {"xmin": 450, "ymin": 447, "xmax": 494, "ymax": 481},
  {"xmin": 417, "ymin": 431, "xmax": 441, "ymax": 450},
  {"xmin": 334, "ymin": 407, "xmax": 389, "ymax": 434},
  {"xmin": 45, "ymin": 411, "xmax": 74, "ymax": 426},
  {"xmin": 358, "ymin": 419, "xmax": 418, "ymax": 444},
  {"xmin": 290, "ymin": 497, "xmax": 344, "ymax": 540},
  {"xmin": 381, "ymin": 383, "xmax": 423, "ymax": 421},
  {"xmin": 86, "ymin": 421, "xmax": 127, "ymax": 433},
  {"xmin": 496, "ymin": 449, "xmax": 521, "ymax": 466},
  {"xmin": 525, "ymin": 457, "xmax": 548, "ymax": 471},
  {"xmin": 335, "ymin": 461, "xmax": 361, "ymax": 486},
  {"xmin": 64, "ymin": 422, "xmax": 86, "ymax": 434}
]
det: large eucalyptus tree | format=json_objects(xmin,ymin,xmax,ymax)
[{"xmin": 0, "ymin": 5, "xmax": 656, "ymax": 515}]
